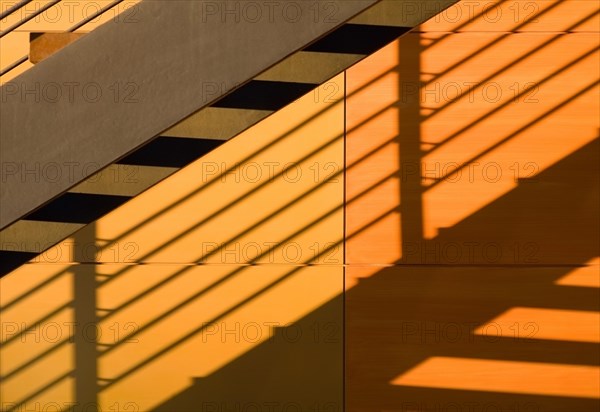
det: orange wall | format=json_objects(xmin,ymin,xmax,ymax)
[
  {"xmin": 1, "ymin": 77, "xmax": 346, "ymax": 411},
  {"xmin": 1, "ymin": 1, "xmax": 599, "ymax": 411},
  {"xmin": 345, "ymin": 1, "xmax": 599, "ymax": 411}
]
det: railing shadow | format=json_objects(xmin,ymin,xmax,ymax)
[{"xmin": 1, "ymin": 1, "xmax": 599, "ymax": 411}]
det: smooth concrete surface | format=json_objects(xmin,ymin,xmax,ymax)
[
  {"xmin": 255, "ymin": 51, "xmax": 364, "ymax": 84},
  {"xmin": 0, "ymin": 0, "xmax": 378, "ymax": 229},
  {"xmin": 0, "ymin": 220, "xmax": 84, "ymax": 251},
  {"xmin": 163, "ymin": 107, "xmax": 273, "ymax": 140}
]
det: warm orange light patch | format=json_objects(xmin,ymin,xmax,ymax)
[
  {"xmin": 391, "ymin": 357, "xmax": 600, "ymax": 398},
  {"xmin": 474, "ymin": 307, "xmax": 600, "ymax": 343},
  {"xmin": 556, "ymin": 260, "xmax": 600, "ymax": 288}
]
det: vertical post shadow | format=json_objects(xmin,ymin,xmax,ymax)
[
  {"xmin": 72, "ymin": 224, "xmax": 98, "ymax": 411},
  {"xmin": 398, "ymin": 31, "xmax": 424, "ymax": 258}
]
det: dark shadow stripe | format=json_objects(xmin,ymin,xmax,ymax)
[
  {"xmin": 30, "ymin": 32, "xmax": 44, "ymax": 41},
  {"xmin": 304, "ymin": 24, "xmax": 411, "ymax": 55},
  {"xmin": 25, "ymin": 193, "xmax": 130, "ymax": 224},
  {"xmin": 212, "ymin": 80, "xmax": 316, "ymax": 111},
  {"xmin": 117, "ymin": 137, "xmax": 223, "ymax": 168},
  {"xmin": 0, "ymin": 251, "xmax": 37, "ymax": 278}
]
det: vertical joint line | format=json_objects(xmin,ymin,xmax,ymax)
[{"xmin": 342, "ymin": 69, "xmax": 347, "ymax": 412}]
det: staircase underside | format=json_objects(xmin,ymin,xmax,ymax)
[{"xmin": 0, "ymin": 0, "xmax": 458, "ymax": 277}]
